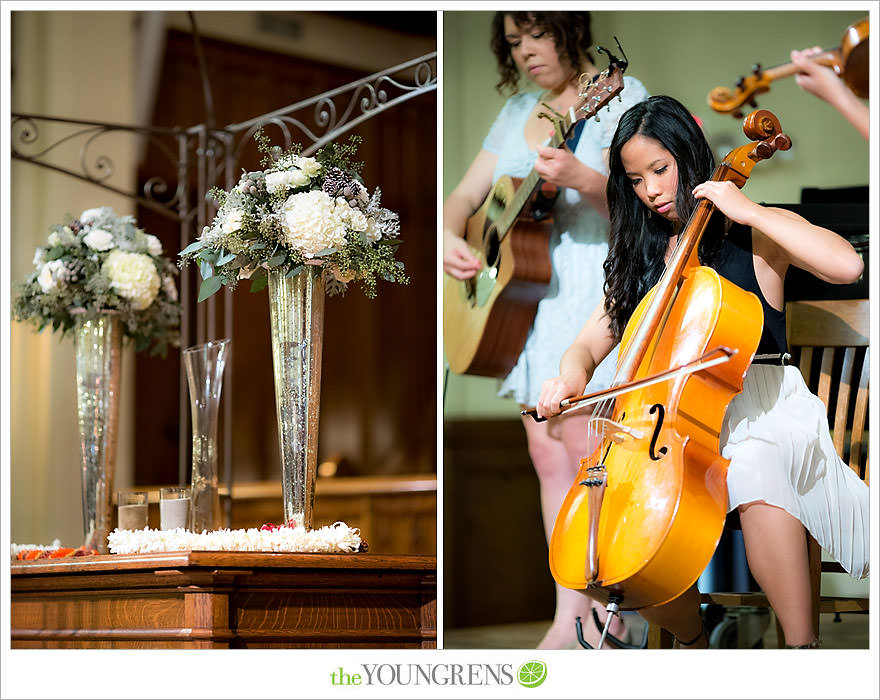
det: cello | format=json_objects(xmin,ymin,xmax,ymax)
[
  {"xmin": 537, "ymin": 110, "xmax": 792, "ymax": 616},
  {"xmin": 708, "ymin": 16, "xmax": 868, "ymax": 118}
]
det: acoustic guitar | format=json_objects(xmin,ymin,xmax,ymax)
[{"xmin": 444, "ymin": 45, "xmax": 628, "ymax": 378}]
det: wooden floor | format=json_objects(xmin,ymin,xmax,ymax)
[{"xmin": 443, "ymin": 611, "xmax": 869, "ymax": 650}]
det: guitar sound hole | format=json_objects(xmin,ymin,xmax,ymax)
[{"xmin": 483, "ymin": 226, "xmax": 500, "ymax": 268}]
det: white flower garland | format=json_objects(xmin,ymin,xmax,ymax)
[{"xmin": 107, "ymin": 522, "xmax": 362, "ymax": 555}]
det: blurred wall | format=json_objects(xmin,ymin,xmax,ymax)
[{"xmin": 442, "ymin": 9, "xmax": 872, "ymax": 417}]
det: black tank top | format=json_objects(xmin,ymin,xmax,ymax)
[{"xmin": 711, "ymin": 223, "xmax": 787, "ymax": 355}]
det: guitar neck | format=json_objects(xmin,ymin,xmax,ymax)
[{"xmin": 496, "ymin": 107, "xmax": 576, "ymax": 240}]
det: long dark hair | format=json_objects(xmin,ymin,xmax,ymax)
[
  {"xmin": 489, "ymin": 12, "xmax": 594, "ymax": 95},
  {"xmin": 604, "ymin": 95, "xmax": 727, "ymax": 341}
]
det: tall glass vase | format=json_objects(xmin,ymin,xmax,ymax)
[
  {"xmin": 268, "ymin": 266, "xmax": 325, "ymax": 530},
  {"xmin": 74, "ymin": 312, "xmax": 122, "ymax": 554},
  {"xmin": 183, "ymin": 338, "xmax": 230, "ymax": 533}
]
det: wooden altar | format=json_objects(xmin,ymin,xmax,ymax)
[{"xmin": 10, "ymin": 551, "xmax": 436, "ymax": 649}]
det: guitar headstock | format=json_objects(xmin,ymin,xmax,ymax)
[
  {"xmin": 575, "ymin": 38, "xmax": 629, "ymax": 122},
  {"xmin": 539, "ymin": 38, "xmax": 629, "ymax": 145}
]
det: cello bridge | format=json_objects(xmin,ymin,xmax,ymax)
[{"xmin": 591, "ymin": 416, "xmax": 644, "ymax": 443}]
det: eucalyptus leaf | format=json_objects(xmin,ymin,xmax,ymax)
[
  {"xmin": 199, "ymin": 260, "xmax": 213, "ymax": 280},
  {"xmin": 197, "ymin": 276, "xmax": 224, "ymax": 302},
  {"xmin": 200, "ymin": 249, "xmax": 220, "ymax": 264},
  {"xmin": 267, "ymin": 253, "xmax": 287, "ymax": 267},
  {"xmin": 216, "ymin": 251, "xmax": 236, "ymax": 266},
  {"xmin": 249, "ymin": 270, "xmax": 268, "ymax": 293},
  {"xmin": 314, "ymin": 247, "xmax": 337, "ymax": 257},
  {"xmin": 179, "ymin": 240, "xmax": 204, "ymax": 256},
  {"xmin": 285, "ymin": 265, "xmax": 304, "ymax": 278},
  {"xmin": 379, "ymin": 238, "xmax": 403, "ymax": 246},
  {"xmin": 250, "ymin": 242, "xmax": 267, "ymax": 250}
]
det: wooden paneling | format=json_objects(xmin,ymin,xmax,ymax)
[
  {"xmin": 11, "ymin": 551, "xmax": 436, "ymax": 649},
  {"xmin": 443, "ymin": 419, "xmax": 555, "ymax": 629},
  {"xmin": 134, "ymin": 29, "xmax": 437, "ymax": 488}
]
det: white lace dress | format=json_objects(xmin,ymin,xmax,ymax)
[{"xmin": 482, "ymin": 76, "xmax": 650, "ymax": 406}]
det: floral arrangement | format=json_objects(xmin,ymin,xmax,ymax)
[
  {"xmin": 179, "ymin": 132, "xmax": 408, "ymax": 300},
  {"xmin": 107, "ymin": 522, "xmax": 365, "ymax": 554},
  {"xmin": 12, "ymin": 207, "xmax": 181, "ymax": 356}
]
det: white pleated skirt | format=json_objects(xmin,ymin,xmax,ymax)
[{"xmin": 721, "ymin": 364, "xmax": 869, "ymax": 579}]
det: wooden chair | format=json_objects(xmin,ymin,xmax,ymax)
[
  {"xmin": 786, "ymin": 298, "xmax": 869, "ymax": 640},
  {"xmin": 649, "ymin": 298, "xmax": 869, "ymax": 648}
]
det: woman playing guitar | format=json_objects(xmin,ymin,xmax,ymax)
[
  {"xmin": 443, "ymin": 11, "xmax": 649, "ymax": 649},
  {"xmin": 535, "ymin": 95, "xmax": 868, "ymax": 648}
]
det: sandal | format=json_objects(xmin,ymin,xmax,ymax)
[{"xmin": 673, "ymin": 622, "xmax": 708, "ymax": 649}]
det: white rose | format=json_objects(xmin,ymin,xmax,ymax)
[
  {"xmin": 279, "ymin": 190, "xmax": 348, "ymax": 257},
  {"xmin": 266, "ymin": 169, "xmax": 310, "ymax": 194},
  {"xmin": 83, "ymin": 228, "xmax": 115, "ymax": 251},
  {"xmin": 264, "ymin": 171, "xmax": 289, "ymax": 194},
  {"xmin": 37, "ymin": 260, "xmax": 68, "ymax": 293},
  {"xmin": 102, "ymin": 249, "xmax": 160, "ymax": 310},
  {"xmin": 221, "ymin": 208, "xmax": 245, "ymax": 235},
  {"xmin": 297, "ymin": 157, "xmax": 321, "ymax": 177},
  {"xmin": 47, "ymin": 232, "xmax": 61, "ymax": 247},
  {"xmin": 79, "ymin": 207, "xmax": 104, "ymax": 224},
  {"xmin": 144, "ymin": 234, "xmax": 163, "ymax": 257},
  {"xmin": 364, "ymin": 216, "xmax": 381, "ymax": 243}
]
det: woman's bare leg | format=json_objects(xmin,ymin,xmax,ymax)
[
  {"xmin": 638, "ymin": 584, "xmax": 707, "ymax": 648},
  {"xmin": 738, "ymin": 501, "xmax": 815, "ymax": 646}
]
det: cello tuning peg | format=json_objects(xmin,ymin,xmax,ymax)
[
  {"xmin": 752, "ymin": 63, "xmax": 762, "ymax": 75},
  {"xmin": 736, "ymin": 76, "xmax": 746, "ymax": 89}
]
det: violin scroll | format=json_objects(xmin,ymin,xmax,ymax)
[{"xmin": 708, "ymin": 16, "xmax": 868, "ymax": 118}]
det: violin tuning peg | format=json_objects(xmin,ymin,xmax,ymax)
[
  {"xmin": 752, "ymin": 63, "xmax": 762, "ymax": 75},
  {"xmin": 736, "ymin": 77, "xmax": 745, "ymax": 90}
]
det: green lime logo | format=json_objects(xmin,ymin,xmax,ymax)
[{"xmin": 517, "ymin": 660, "xmax": 547, "ymax": 688}]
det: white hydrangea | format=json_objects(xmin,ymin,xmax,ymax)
[
  {"xmin": 32, "ymin": 248, "xmax": 46, "ymax": 267},
  {"xmin": 265, "ymin": 168, "xmax": 310, "ymax": 194},
  {"xmin": 83, "ymin": 228, "xmax": 115, "ymax": 251},
  {"xmin": 37, "ymin": 260, "xmax": 69, "ymax": 293},
  {"xmin": 279, "ymin": 190, "xmax": 349, "ymax": 257},
  {"xmin": 102, "ymin": 249, "xmax": 160, "ymax": 310}
]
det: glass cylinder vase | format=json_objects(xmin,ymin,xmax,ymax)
[
  {"xmin": 268, "ymin": 266, "xmax": 325, "ymax": 530},
  {"xmin": 183, "ymin": 338, "xmax": 230, "ymax": 533},
  {"xmin": 73, "ymin": 311, "xmax": 122, "ymax": 553}
]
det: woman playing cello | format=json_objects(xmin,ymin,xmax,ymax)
[{"xmin": 536, "ymin": 95, "xmax": 868, "ymax": 648}]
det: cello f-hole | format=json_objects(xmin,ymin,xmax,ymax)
[{"xmin": 649, "ymin": 403, "xmax": 668, "ymax": 461}]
